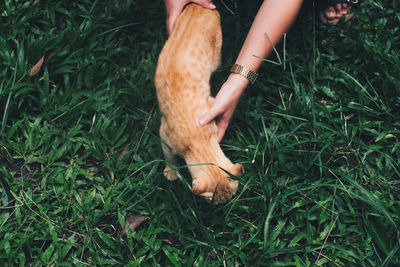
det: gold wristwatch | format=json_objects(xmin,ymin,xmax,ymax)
[{"xmin": 231, "ymin": 64, "xmax": 258, "ymax": 85}]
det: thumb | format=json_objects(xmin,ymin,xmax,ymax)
[
  {"xmin": 202, "ymin": 1, "xmax": 216, "ymax": 9},
  {"xmin": 193, "ymin": 0, "xmax": 216, "ymax": 9},
  {"xmin": 166, "ymin": 8, "xmax": 182, "ymax": 35}
]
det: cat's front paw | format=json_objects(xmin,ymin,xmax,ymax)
[{"xmin": 163, "ymin": 166, "xmax": 179, "ymax": 181}]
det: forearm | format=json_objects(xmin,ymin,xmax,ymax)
[
  {"xmin": 235, "ymin": 0, "xmax": 303, "ymax": 76},
  {"xmin": 199, "ymin": 0, "xmax": 303, "ymax": 140}
]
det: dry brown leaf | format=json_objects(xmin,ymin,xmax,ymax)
[
  {"xmin": 29, "ymin": 49, "xmax": 57, "ymax": 77},
  {"xmin": 29, "ymin": 56, "xmax": 44, "ymax": 76},
  {"xmin": 121, "ymin": 214, "xmax": 149, "ymax": 236},
  {"xmin": 118, "ymin": 144, "xmax": 130, "ymax": 167}
]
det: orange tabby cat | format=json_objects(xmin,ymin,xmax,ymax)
[{"xmin": 155, "ymin": 3, "xmax": 243, "ymax": 204}]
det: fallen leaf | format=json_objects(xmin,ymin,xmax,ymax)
[
  {"xmin": 29, "ymin": 49, "xmax": 57, "ymax": 77},
  {"xmin": 121, "ymin": 214, "xmax": 149, "ymax": 236},
  {"xmin": 29, "ymin": 56, "xmax": 44, "ymax": 76},
  {"xmin": 118, "ymin": 144, "xmax": 130, "ymax": 167},
  {"xmin": 161, "ymin": 233, "xmax": 183, "ymax": 249}
]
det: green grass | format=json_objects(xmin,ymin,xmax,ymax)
[{"xmin": 1, "ymin": 0, "xmax": 399, "ymax": 265}]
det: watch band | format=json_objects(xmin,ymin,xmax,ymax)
[{"xmin": 231, "ymin": 64, "xmax": 258, "ymax": 84}]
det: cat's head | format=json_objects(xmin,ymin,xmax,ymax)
[{"xmin": 192, "ymin": 163, "xmax": 243, "ymax": 204}]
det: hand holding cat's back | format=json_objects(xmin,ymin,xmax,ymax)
[{"xmin": 155, "ymin": 4, "xmax": 243, "ymax": 204}]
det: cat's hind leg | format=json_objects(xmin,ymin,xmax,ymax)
[{"xmin": 160, "ymin": 118, "xmax": 179, "ymax": 180}]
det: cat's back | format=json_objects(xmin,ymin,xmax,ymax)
[
  {"xmin": 155, "ymin": 4, "xmax": 221, "ymax": 84},
  {"xmin": 168, "ymin": 3, "xmax": 220, "ymax": 47},
  {"xmin": 155, "ymin": 3, "xmax": 222, "ymax": 146}
]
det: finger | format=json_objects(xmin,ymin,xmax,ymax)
[
  {"xmin": 166, "ymin": 19, "xmax": 172, "ymax": 35},
  {"xmin": 195, "ymin": 0, "xmax": 216, "ymax": 9},
  {"xmin": 166, "ymin": 9, "xmax": 181, "ymax": 35},
  {"xmin": 217, "ymin": 122, "xmax": 228, "ymax": 143},
  {"xmin": 199, "ymin": 108, "xmax": 219, "ymax": 126}
]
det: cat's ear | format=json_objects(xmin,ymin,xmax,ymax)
[
  {"xmin": 231, "ymin": 164, "xmax": 244, "ymax": 177},
  {"xmin": 192, "ymin": 179, "xmax": 208, "ymax": 195}
]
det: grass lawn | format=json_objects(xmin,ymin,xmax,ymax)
[{"xmin": 1, "ymin": 0, "xmax": 399, "ymax": 265}]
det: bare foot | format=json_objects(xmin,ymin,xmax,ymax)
[{"xmin": 320, "ymin": 3, "xmax": 354, "ymax": 24}]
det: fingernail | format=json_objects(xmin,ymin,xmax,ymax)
[
  {"xmin": 199, "ymin": 118, "xmax": 205, "ymax": 125},
  {"xmin": 210, "ymin": 4, "xmax": 216, "ymax": 9}
]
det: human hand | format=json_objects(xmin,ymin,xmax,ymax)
[
  {"xmin": 164, "ymin": 0, "xmax": 216, "ymax": 35},
  {"xmin": 198, "ymin": 74, "xmax": 249, "ymax": 142}
]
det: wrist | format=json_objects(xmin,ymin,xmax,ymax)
[
  {"xmin": 231, "ymin": 64, "xmax": 258, "ymax": 84},
  {"xmin": 226, "ymin": 72, "xmax": 250, "ymax": 93}
]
